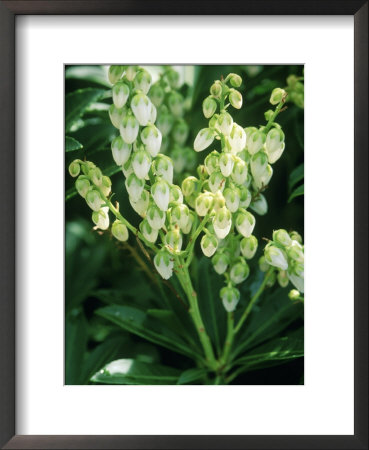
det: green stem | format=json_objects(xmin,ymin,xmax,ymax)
[
  {"xmin": 220, "ymin": 312, "xmax": 235, "ymax": 367},
  {"xmin": 184, "ymin": 214, "xmax": 210, "ymax": 267},
  {"xmin": 264, "ymin": 96, "xmax": 287, "ymax": 133},
  {"xmin": 175, "ymin": 255, "xmax": 217, "ymax": 370},
  {"xmin": 234, "ymin": 268, "xmax": 274, "ymax": 335}
]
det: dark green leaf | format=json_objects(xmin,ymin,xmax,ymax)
[
  {"xmin": 65, "ymin": 65, "xmax": 111, "ymax": 88},
  {"xmin": 288, "ymin": 184, "xmax": 304, "ymax": 203},
  {"xmin": 65, "ymin": 88, "xmax": 107, "ymax": 132},
  {"xmin": 65, "ymin": 136, "xmax": 83, "ymax": 152},
  {"xmin": 68, "ymin": 120, "xmax": 116, "ymax": 152},
  {"xmin": 177, "ymin": 368, "xmax": 208, "ymax": 385},
  {"xmin": 65, "ymin": 309, "xmax": 88, "ymax": 385},
  {"xmin": 91, "ymin": 359, "xmax": 180, "ymax": 385},
  {"xmin": 288, "ymin": 163, "xmax": 304, "ymax": 192}
]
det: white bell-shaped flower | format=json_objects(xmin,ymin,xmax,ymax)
[
  {"xmin": 273, "ymin": 229, "xmax": 292, "ymax": 247},
  {"xmin": 112, "ymin": 81, "xmax": 130, "ymax": 109},
  {"xmin": 109, "ymin": 105, "xmax": 127, "ymax": 129},
  {"xmin": 111, "ymin": 136, "xmax": 132, "ymax": 166},
  {"xmin": 231, "ymin": 158, "xmax": 248, "ymax": 185},
  {"xmin": 228, "ymin": 123, "xmax": 246, "ymax": 154},
  {"xmin": 239, "ymin": 186, "xmax": 252, "ymax": 209},
  {"xmin": 220, "ymin": 286, "xmax": 240, "ymax": 312},
  {"xmin": 250, "ymin": 151, "xmax": 269, "ymax": 182},
  {"xmin": 204, "ymin": 151, "xmax": 220, "ymax": 175},
  {"xmin": 151, "ymin": 179, "xmax": 170, "ymax": 211},
  {"xmin": 154, "ymin": 250, "xmax": 174, "ymax": 280},
  {"xmin": 181, "ymin": 176, "xmax": 198, "ymax": 197},
  {"xmin": 211, "ymin": 252, "xmax": 230, "ymax": 275},
  {"xmin": 86, "ymin": 188, "xmax": 103, "ymax": 212},
  {"xmin": 133, "ymin": 69, "xmax": 152, "ymax": 94},
  {"xmin": 240, "ymin": 235, "xmax": 258, "ymax": 259},
  {"xmin": 223, "ymin": 187, "xmax": 240, "ymax": 213},
  {"xmin": 181, "ymin": 211, "xmax": 195, "ymax": 234},
  {"xmin": 219, "ymin": 152, "xmax": 234, "ymax": 177},
  {"xmin": 125, "ymin": 173, "xmax": 144, "ymax": 201},
  {"xmin": 141, "ymin": 125, "xmax": 162, "ymax": 157},
  {"xmin": 108, "ymin": 65, "xmax": 124, "ymax": 84},
  {"xmin": 75, "ymin": 176, "xmax": 90, "ymax": 198},
  {"xmin": 195, "ymin": 192, "xmax": 214, "ymax": 216},
  {"xmin": 146, "ymin": 204, "xmax": 166, "ymax": 230},
  {"xmin": 131, "ymin": 93, "xmax": 151, "ymax": 126},
  {"xmin": 265, "ymin": 128, "xmax": 285, "ymax": 164},
  {"xmin": 253, "ymin": 164, "xmax": 273, "ymax": 190},
  {"xmin": 139, "ymin": 219, "xmax": 158, "ymax": 243},
  {"xmin": 265, "ymin": 244, "xmax": 288, "ymax": 270},
  {"xmin": 200, "ymin": 234, "xmax": 218, "ymax": 257},
  {"xmin": 208, "ymin": 171, "xmax": 225, "ymax": 193},
  {"xmin": 247, "ymin": 130, "xmax": 266, "ymax": 155},
  {"xmin": 172, "ymin": 119, "xmax": 189, "ymax": 146},
  {"xmin": 230, "ymin": 260, "xmax": 250, "ymax": 284},
  {"xmin": 250, "ymin": 194, "xmax": 268, "ymax": 215},
  {"xmin": 92, "ymin": 207, "xmax": 110, "ymax": 230},
  {"xmin": 152, "ymin": 154, "xmax": 173, "ymax": 184},
  {"xmin": 120, "ymin": 114, "xmax": 139, "ymax": 144},
  {"xmin": 129, "ymin": 190, "xmax": 150, "ymax": 217},
  {"xmin": 131, "ymin": 149, "xmax": 151, "ymax": 180},
  {"xmin": 111, "ymin": 220, "xmax": 129, "ymax": 242},
  {"xmin": 194, "ymin": 128, "xmax": 214, "ymax": 152},
  {"xmin": 169, "ymin": 185, "xmax": 183, "ymax": 205},
  {"xmin": 216, "ymin": 112, "xmax": 233, "ymax": 136},
  {"xmin": 171, "ymin": 204, "xmax": 190, "ymax": 230},
  {"xmin": 165, "ymin": 228, "xmax": 183, "ymax": 252},
  {"xmin": 235, "ymin": 210, "xmax": 256, "ymax": 237}
]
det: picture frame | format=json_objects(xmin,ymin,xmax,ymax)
[{"xmin": 0, "ymin": 1, "xmax": 367, "ymax": 449}]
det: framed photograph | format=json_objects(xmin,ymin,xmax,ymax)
[{"xmin": 1, "ymin": 1, "xmax": 367, "ymax": 449}]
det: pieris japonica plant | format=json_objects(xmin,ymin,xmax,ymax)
[{"xmin": 66, "ymin": 65, "xmax": 304, "ymax": 385}]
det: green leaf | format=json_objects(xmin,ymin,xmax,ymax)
[
  {"xmin": 96, "ymin": 305, "xmax": 199, "ymax": 359},
  {"xmin": 65, "ymin": 65, "xmax": 111, "ymax": 88},
  {"xmin": 65, "ymin": 136, "xmax": 83, "ymax": 152},
  {"xmin": 91, "ymin": 359, "xmax": 180, "ymax": 385},
  {"xmin": 288, "ymin": 163, "xmax": 304, "ymax": 192},
  {"xmin": 65, "ymin": 88, "xmax": 107, "ymax": 132},
  {"xmin": 177, "ymin": 368, "xmax": 208, "ymax": 385},
  {"xmin": 288, "ymin": 184, "xmax": 304, "ymax": 203},
  {"xmin": 68, "ymin": 120, "xmax": 116, "ymax": 152},
  {"xmin": 65, "ymin": 309, "xmax": 88, "ymax": 385}
]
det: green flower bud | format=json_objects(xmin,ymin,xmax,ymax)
[
  {"xmin": 250, "ymin": 194, "xmax": 268, "ymax": 216},
  {"xmin": 120, "ymin": 114, "xmax": 139, "ymax": 144},
  {"xmin": 229, "ymin": 73, "xmax": 242, "ymax": 88},
  {"xmin": 108, "ymin": 65, "xmax": 124, "ymax": 84},
  {"xmin": 286, "ymin": 240, "xmax": 304, "ymax": 263},
  {"xmin": 152, "ymin": 154, "xmax": 173, "ymax": 184},
  {"xmin": 240, "ymin": 235, "xmax": 258, "ymax": 259},
  {"xmin": 247, "ymin": 130, "xmax": 266, "ymax": 155},
  {"xmin": 111, "ymin": 136, "xmax": 132, "ymax": 166},
  {"xmin": 156, "ymin": 110, "xmax": 174, "ymax": 136},
  {"xmin": 129, "ymin": 189, "xmax": 150, "ymax": 217},
  {"xmin": 270, "ymin": 87, "xmax": 286, "ymax": 105},
  {"xmin": 169, "ymin": 184, "xmax": 183, "ymax": 205},
  {"xmin": 131, "ymin": 93, "xmax": 151, "ymax": 126},
  {"xmin": 170, "ymin": 147, "xmax": 186, "ymax": 173},
  {"xmin": 141, "ymin": 125, "xmax": 162, "ymax": 158},
  {"xmin": 75, "ymin": 175, "xmax": 90, "ymax": 198},
  {"xmin": 210, "ymin": 81, "xmax": 222, "ymax": 98},
  {"xmin": 154, "ymin": 249, "xmax": 174, "ymax": 280},
  {"xmin": 212, "ymin": 252, "xmax": 230, "ymax": 275},
  {"xmin": 239, "ymin": 185, "xmax": 252, "ymax": 209},
  {"xmin": 229, "ymin": 89, "xmax": 242, "ymax": 109},
  {"xmin": 213, "ymin": 206, "xmax": 232, "ymax": 239},
  {"xmin": 277, "ymin": 270, "xmax": 289, "ymax": 288},
  {"xmin": 151, "ymin": 178, "xmax": 170, "ymax": 211},
  {"xmin": 202, "ymin": 96, "xmax": 217, "ymax": 118},
  {"xmin": 166, "ymin": 69, "xmax": 180, "ymax": 89},
  {"xmin": 172, "ymin": 119, "xmax": 189, "ymax": 146},
  {"xmin": 228, "ymin": 123, "xmax": 246, "ymax": 154},
  {"xmin": 168, "ymin": 91, "xmax": 184, "ymax": 117},
  {"xmin": 92, "ymin": 207, "xmax": 110, "ymax": 230},
  {"xmin": 235, "ymin": 210, "xmax": 255, "ymax": 238},
  {"xmin": 100, "ymin": 176, "xmax": 112, "ymax": 197},
  {"xmin": 250, "ymin": 151, "xmax": 269, "ymax": 183},
  {"xmin": 171, "ymin": 204, "xmax": 190, "ymax": 230},
  {"xmin": 181, "ymin": 176, "xmax": 198, "ymax": 197},
  {"xmin": 223, "ymin": 187, "xmax": 240, "ymax": 213},
  {"xmin": 265, "ymin": 128, "xmax": 285, "ymax": 164},
  {"xmin": 112, "ymin": 81, "xmax": 130, "ymax": 108},
  {"xmin": 201, "ymin": 234, "xmax": 218, "ymax": 257},
  {"xmin": 182, "ymin": 210, "xmax": 196, "ymax": 235},
  {"xmin": 264, "ymin": 109, "xmax": 274, "ymax": 121},
  {"xmin": 146, "ymin": 204, "xmax": 166, "ymax": 230},
  {"xmin": 219, "ymin": 152, "xmax": 234, "ymax": 177},
  {"xmin": 289, "ymin": 231, "xmax": 303, "ymax": 244},
  {"xmin": 259, "ymin": 255, "xmax": 269, "ymax": 272},
  {"xmin": 125, "ymin": 172, "xmax": 145, "ymax": 201},
  {"xmin": 273, "ymin": 229, "xmax": 292, "ymax": 247},
  {"xmin": 165, "ymin": 227, "xmax": 183, "ymax": 252},
  {"xmin": 125, "ymin": 65, "xmax": 137, "ymax": 82},
  {"xmin": 230, "ymin": 259, "xmax": 250, "ymax": 284},
  {"xmin": 195, "ymin": 192, "xmax": 214, "ymax": 216},
  {"xmin": 216, "ymin": 112, "xmax": 233, "ymax": 136},
  {"xmin": 194, "ymin": 128, "xmax": 215, "ymax": 152},
  {"xmin": 131, "ymin": 149, "xmax": 151, "ymax": 180},
  {"xmin": 204, "ymin": 150, "xmax": 220, "ymax": 175},
  {"xmin": 264, "ymin": 243, "xmax": 288, "ymax": 270},
  {"xmin": 231, "ymin": 158, "xmax": 248, "ymax": 185},
  {"xmin": 149, "ymin": 83, "xmax": 165, "ymax": 108},
  {"xmin": 111, "ymin": 220, "xmax": 129, "ymax": 242},
  {"xmin": 140, "ymin": 219, "xmax": 158, "ymax": 243},
  {"xmin": 208, "ymin": 171, "xmax": 225, "ymax": 193},
  {"xmin": 133, "ymin": 69, "xmax": 152, "ymax": 94},
  {"xmin": 244, "ymin": 126, "xmax": 257, "ymax": 141},
  {"xmin": 220, "ymin": 286, "xmax": 240, "ymax": 312},
  {"xmin": 81, "ymin": 161, "xmax": 96, "ymax": 176},
  {"xmin": 266, "ymin": 270, "xmax": 277, "ymax": 288},
  {"xmin": 212, "ymin": 191, "xmax": 226, "ymax": 211},
  {"xmin": 109, "ymin": 104, "xmax": 127, "ymax": 129},
  {"xmin": 88, "ymin": 167, "xmax": 103, "ymax": 186},
  {"xmin": 68, "ymin": 160, "xmax": 80, "ymax": 177},
  {"xmin": 86, "ymin": 188, "xmax": 103, "ymax": 212},
  {"xmin": 288, "ymin": 289, "xmax": 301, "ymax": 300}
]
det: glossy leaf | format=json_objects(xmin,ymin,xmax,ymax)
[
  {"xmin": 177, "ymin": 368, "xmax": 208, "ymax": 385},
  {"xmin": 65, "ymin": 88, "xmax": 107, "ymax": 132},
  {"xmin": 288, "ymin": 184, "xmax": 304, "ymax": 203},
  {"xmin": 288, "ymin": 163, "xmax": 304, "ymax": 192},
  {"xmin": 65, "ymin": 136, "xmax": 83, "ymax": 152},
  {"xmin": 65, "ymin": 309, "xmax": 88, "ymax": 385}
]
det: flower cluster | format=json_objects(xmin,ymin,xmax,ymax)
[
  {"xmin": 262, "ymin": 229, "xmax": 304, "ymax": 293},
  {"xmin": 286, "ymin": 74, "xmax": 304, "ymax": 109}
]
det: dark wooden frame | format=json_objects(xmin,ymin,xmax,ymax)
[{"xmin": 0, "ymin": 1, "xmax": 367, "ymax": 449}]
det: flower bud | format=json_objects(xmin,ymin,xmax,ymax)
[
  {"xmin": 151, "ymin": 179, "xmax": 170, "ymax": 211},
  {"xmin": 273, "ymin": 229, "xmax": 292, "ymax": 247},
  {"xmin": 213, "ymin": 190, "xmax": 226, "ymax": 211},
  {"xmin": 200, "ymin": 234, "xmax": 218, "ymax": 257},
  {"xmin": 288, "ymin": 289, "xmax": 301, "ymax": 300},
  {"xmin": 235, "ymin": 210, "xmax": 255, "ymax": 237},
  {"xmin": 152, "ymin": 154, "xmax": 173, "ymax": 184},
  {"xmin": 250, "ymin": 151, "xmax": 269, "ymax": 182},
  {"xmin": 139, "ymin": 219, "xmax": 158, "ymax": 243},
  {"xmin": 229, "ymin": 73, "xmax": 242, "ymax": 88},
  {"xmin": 247, "ymin": 130, "xmax": 266, "ymax": 155},
  {"xmin": 213, "ymin": 207, "xmax": 232, "ymax": 239},
  {"xmin": 194, "ymin": 128, "xmax": 215, "ymax": 152},
  {"xmin": 149, "ymin": 83, "xmax": 165, "ymax": 108},
  {"xmin": 92, "ymin": 206, "xmax": 110, "ymax": 230},
  {"xmin": 223, "ymin": 187, "xmax": 240, "ymax": 213},
  {"xmin": 266, "ymin": 270, "xmax": 277, "ymax": 288},
  {"xmin": 244, "ymin": 126, "xmax": 257, "ymax": 141},
  {"xmin": 125, "ymin": 172, "xmax": 145, "ymax": 201},
  {"xmin": 133, "ymin": 69, "xmax": 152, "ymax": 94},
  {"xmin": 109, "ymin": 105, "xmax": 127, "ymax": 129},
  {"xmin": 146, "ymin": 204, "xmax": 166, "ymax": 230},
  {"xmin": 86, "ymin": 188, "xmax": 103, "ymax": 212},
  {"xmin": 165, "ymin": 228, "xmax": 182, "ymax": 252},
  {"xmin": 171, "ymin": 204, "xmax": 190, "ymax": 230},
  {"xmin": 208, "ymin": 171, "xmax": 225, "ymax": 193},
  {"xmin": 220, "ymin": 286, "xmax": 240, "ymax": 312},
  {"xmin": 182, "ymin": 211, "xmax": 195, "ymax": 235},
  {"xmin": 286, "ymin": 240, "xmax": 304, "ymax": 263},
  {"xmin": 253, "ymin": 164, "xmax": 273, "ymax": 190},
  {"xmin": 125, "ymin": 65, "xmax": 137, "ymax": 82},
  {"xmin": 216, "ymin": 112, "xmax": 233, "ymax": 136},
  {"xmin": 111, "ymin": 136, "xmax": 132, "ymax": 166},
  {"xmin": 264, "ymin": 109, "xmax": 274, "ymax": 121},
  {"xmin": 89, "ymin": 167, "xmax": 103, "ymax": 186},
  {"xmin": 270, "ymin": 87, "xmax": 286, "ymax": 105},
  {"xmin": 149, "ymin": 101, "xmax": 157, "ymax": 123},
  {"xmin": 169, "ymin": 184, "xmax": 183, "ymax": 205},
  {"xmin": 131, "ymin": 93, "xmax": 151, "ymax": 126},
  {"xmin": 75, "ymin": 175, "xmax": 90, "ymax": 198},
  {"xmin": 111, "ymin": 220, "xmax": 129, "ymax": 242},
  {"xmin": 141, "ymin": 125, "xmax": 162, "ymax": 157},
  {"xmin": 154, "ymin": 250, "xmax": 174, "ymax": 280},
  {"xmin": 172, "ymin": 119, "xmax": 189, "ymax": 146},
  {"xmin": 288, "ymin": 271, "xmax": 304, "ymax": 293},
  {"xmin": 168, "ymin": 91, "xmax": 184, "ymax": 117},
  {"xmin": 202, "ymin": 96, "xmax": 217, "ymax": 118},
  {"xmin": 122, "ymin": 159, "xmax": 133, "ymax": 178},
  {"xmin": 228, "ymin": 123, "xmax": 246, "ymax": 154},
  {"xmin": 204, "ymin": 150, "xmax": 220, "ymax": 175},
  {"xmin": 231, "ymin": 158, "xmax": 248, "ymax": 185},
  {"xmin": 289, "ymin": 231, "xmax": 303, "ymax": 244},
  {"xmin": 210, "ymin": 81, "xmax": 222, "ymax": 98},
  {"xmin": 240, "ymin": 235, "xmax": 258, "ymax": 259},
  {"xmin": 129, "ymin": 189, "xmax": 150, "ymax": 217},
  {"xmin": 250, "ymin": 194, "xmax": 268, "ymax": 215},
  {"xmin": 181, "ymin": 176, "xmax": 198, "ymax": 197},
  {"xmin": 100, "ymin": 176, "xmax": 112, "ymax": 197},
  {"xmin": 131, "ymin": 149, "xmax": 151, "ymax": 179},
  {"xmin": 120, "ymin": 114, "xmax": 139, "ymax": 144},
  {"xmin": 230, "ymin": 260, "xmax": 250, "ymax": 284},
  {"xmin": 239, "ymin": 186, "xmax": 252, "ymax": 208},
  {"xmin": 212, "ymin": 252, "xmax": 230, "ymax": 275},
  {"xmin": 156, "ymin": 110, "xmax": 174, "ymax": 136},
  {"xmin": 166, "ymin": 69, "xmax": 180, "ymax": 89},
  {"xmin": 229, "ymin": 89, "xmax": 242, "ymax": 109},
  {"xmin": 265, "ymin": 128, "xmax": 285, "ymax": 164},
  {"xmin": 219, "ymin": 152, "xmax": 234, "ymax": 177},
  {"xmin": 112, "ymin": 81, "xmax": 130, "ymax": 108},
  {"xmin": 68, "ymin": 160, "xmax": 80, "ymax": 177},
  {"xmin": 258, "ymin": 255, "xmax": 269, "ymax": 272},
  {"xmin": 277, "ymin": 270, "xmax": 289, "ymax": 288},
  {"xmin": 195, "ymin": 192, "xmax": 213, "ymax": 216},
  {"xmin": 108, "ymin": 65, "xmax": 124, "ymax": 84},
  {"xmin": 264, "ymin": 243, "xmax": 288, "ymax": 270}
]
